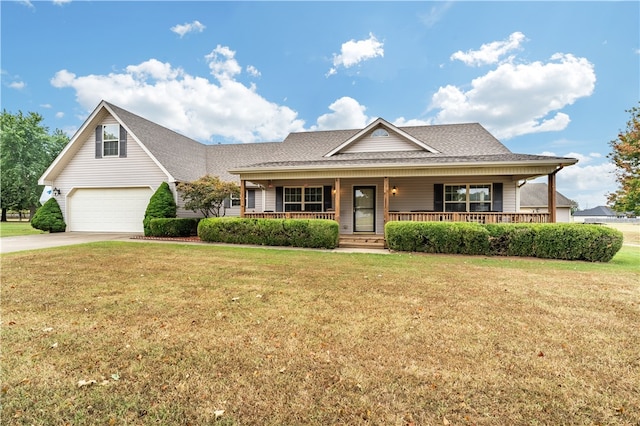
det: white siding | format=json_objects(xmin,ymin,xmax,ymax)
[
  {"xmin": 53, "ymin": 114, "xmax": 170, "ymax": 227},
  {"xmin": 342, "ymin": 131, "xmax": 422, "ymax": 153}
]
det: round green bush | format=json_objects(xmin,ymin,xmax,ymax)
[
  {"xmin": 143, "ymin": 182, "xmax": 177, "ymax": 236},
  {"xmin": 31, "ymin": 198, "xmax": 66, "ymax": 233}
]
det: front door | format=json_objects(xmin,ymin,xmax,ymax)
[{"xmin": 354, "ymin": 186, "xmax": 376, "ymax": 232}]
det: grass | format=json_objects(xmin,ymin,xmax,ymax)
[
  {"xmin": 0, "ymin": 221, "xmax": 44, "ymax": 238},
  {"xmin": 606, "ymin": 222, "xmax": 640, "ymax": 245},
  {"xmin": 1, "ymin": 242, "xmax": 638, "ymax": 425}
]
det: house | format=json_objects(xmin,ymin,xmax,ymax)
[
  {"xmin": 572, "ymin": 206, "xmax": 620, "ymax": 223},
  {"xmin": 519, "ymin": 183, "xmax": 574, "ymax": 223},
  {"xmin": 39, "ymin": 101, "xmax": 578, "ymax": 241}
]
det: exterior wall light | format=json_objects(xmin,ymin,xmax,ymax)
[
  {"xmin": 391, "ymin": 186, "xmax": 397, "ymax": 196},
  {"xmin": 53, "ymin": 187, "xmax": 61, "ymax": 196}
]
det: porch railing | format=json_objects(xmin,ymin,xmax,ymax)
[
  {"xmin": 388, "ymin": 212, "xmax": 550, "ymax": 224},
  {"xmin": 244, "ymin": 212, "xmax": 336, "ymax": 220},
  {"xmin": 244, "ymin": 211, "xmax": 549, "ymax": 223}
]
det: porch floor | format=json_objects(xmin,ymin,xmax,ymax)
[{"xmin": 339, "ymin": 234, "xmax": 386, "ymax": 249}]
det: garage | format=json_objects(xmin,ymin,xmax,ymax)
[{"xmin": 67, "ymin": 187, "xmax": 153, "ymax": 232}]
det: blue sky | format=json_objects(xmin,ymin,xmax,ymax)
[{"xmin": 2, "ymin": 1, "xmax": 639, "ymax": 209}]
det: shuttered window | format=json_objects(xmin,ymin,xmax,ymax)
[
  {"xmin": 103, "ymin": 124, "xmax": 120, "ymax": 156},
  {"xmin": 95, "ymin": 124, "xmax": 127, "ymax": 158},
  {"xmin": 444, "ymin": 184, "xmax": 492, "ymax": 212}
]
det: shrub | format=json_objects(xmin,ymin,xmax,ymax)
[
  {"xmin": 484, "ymin": 224, "xmax": 537, "ymax": 257},
  {"xmin": 31, "ymin": 198, "xmax": 66, "ymax": 233},
  {"xmin": 149, "ymin": 218, "xmax": 199, "ymax": 237},
  {"xmin": 385, "ymin": 221, "xmax": 490, "ymax": 255},
  {"xmin": 387, "ymin": 221, "xmax": 623, "ymax": 262},
  {"xmin": 198, "ymin": 218, "xmax": 339, "ymax": 249},
  {"xmin": 532, "ymin": 224, "xmax": 623, "ymax": 262},
  {"xmin": 143, "ymin": 182, "xmax": 177, "ymax": 236}
]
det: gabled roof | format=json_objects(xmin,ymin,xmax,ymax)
[
  {"xmin": 573, "ymin": 206, "xmax": 618, "ymax": 217},
  {"xmin": 323, "ymin": 118, "xmax": 440, "ymax": 157},
  {"xmin": 105, "ymin": 102, "xmax": 208, "ymax": 182},
  {"xmin": 41, "ymin": 101, "xmax": 579, "ymax": 185},
  {"xmin": 520, "ymin": 183, "xmax": 573, "ymax": 207}
]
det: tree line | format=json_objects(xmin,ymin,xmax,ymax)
[{"xmin": 0, "ymin": 110, "xmax": 69, "ymax": 221}]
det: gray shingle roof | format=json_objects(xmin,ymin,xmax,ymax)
[
  {"xmin": 107, "ymin": 102, "xmax": 208, "ymax": 181},
  {"xmin": 239, "ymin": 153, "xmax": 576, "ymax": 170},
  {"xmin": 573, "ymin": 206, "xmax": 618, "ymax": 217},
  {"xmin": 520, "ymin": 183, "xmax": 573, "ymax": 207},
  {"xmin": 108, "ymin": 102, "xmax": 576, "ymax": 180}
]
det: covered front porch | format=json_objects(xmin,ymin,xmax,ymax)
[{"xmin": 238, "ymin": 173, "xmax": 560, "ymax": 233}]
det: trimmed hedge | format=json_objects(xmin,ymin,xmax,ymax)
[
  {"xmin": 385, "ymin": 221, "xmax": 490, "ymax": 255},
  {"xmin": 198, "ymin": 217, "xmax": 339, "ymax": 249},
  {"xmin": 149, "ymin": 218, "xmax": 199, "ymax": 237},
  {"xmin": 386, "ymin": 221, "xmax": 623, "ymax": 262}
]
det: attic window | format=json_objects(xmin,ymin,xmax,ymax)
[
  {"xmin": 103, "ymin": 124, "xmax": 120, "ymax": 156},
  {"xmin": 372, "ymin": 128, "xmax": 389, "ymax": 137}
]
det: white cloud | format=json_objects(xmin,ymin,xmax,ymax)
[
  {"xmin": 246, "ymin": 65, "xmax": 261, "ymax": 78},
  {"xmin": 429, "ymin": 52, "xmax": 596, "ymax": 139},
  {"xmin": 534, "ymin": 151, "xmax": 616, "ymax": 208},
  {"xmin": 205, "ymin": 45, "xmax": 242, "ymax": 81},
  {"xmin": 311, "ymin": 97, "xmax": 370, "ymax": 131},
  {"xmin": 556, "ymin": 160, "xmax": 617, "ymax": 209},
  {"xmin": 9, "ymin": 81, "xmax": 26, "ymax": 90},
  {"xmin": 451, "ymin": 32, "xmax": 526, "ymax": 67},
  {"xmin": 328, "ymin": 33, "xmax": 384, "ymax": 77},
  {"xmin": 53, "ymin": 0, "xmax": 72, "ymax": 6},
  {"xmin": 55, "ymin": 111, "xmax": 65, "ymax": 119},
  {"xmin": 40, "ymin": 103, "xmax": 52, "ymax": 108},
  {"xmin": 19, "ymin": 0, "xmax": 34, "ymax": 9},
  {"xmin": 393, "ymin": 117, "xmax": 430, "ymax": 127},
  {"xmin": 50, "ymin": 49, "xmax": 306, "ymax": 143},
  {"xmin": 419, "ymin": 2, "xmax": 454, "ymax": 29},
  {"xmin": 170, "ymin": 20, "xmax": 206, "ymax": 38}
]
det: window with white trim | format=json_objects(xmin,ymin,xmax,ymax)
[
  {"xmin": 230, "ymin": 194, "xmax": 241, "ymax": 207},
  {"xmin": 284, "ymin": 187, "xmax": 323, "ymax": 212},
  {"xmin": 103, "ymin": 124, "xmax": 120, "ymax": 157},
  {"xmin": 445, "ymin": 184, "xmax": 492, "ymax": 212},
  {"xmin": 372, "ymin": 128, "xmax": 389, "ymax": 137}
]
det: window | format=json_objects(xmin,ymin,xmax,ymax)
[
  {"xmin": 284, "ymin": 187, "xmax": 323, "ymax": 212},
  {"xmin": 444, "ymin": 184, "xmax": 492, "ymax": 212},
  {"xmin": 230, "ymin": 194, "xmax": 241, "ymax": 207},
  {"xmin": 103, "ymin": 124, "xmax": 119, "ymax": 156},
  {"xmin": 372, "ymin": 128, "xmax": 389, "ymax": 137}
]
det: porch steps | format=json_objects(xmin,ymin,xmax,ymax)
[{"xmin": 339, "ymin": 234, "xmax": 386, "ymax": 249}]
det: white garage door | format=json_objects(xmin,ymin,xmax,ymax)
[{"xmin": 68, "ymin": 187, "xmax": 153, "ymax": 232}]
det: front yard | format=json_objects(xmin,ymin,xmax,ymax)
[{"xmin": 1, "ymin": 243, "xmax": 639, "ymax": 425}]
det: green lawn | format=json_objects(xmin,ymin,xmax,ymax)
[
  {"xmin": 0, "ymin": 221, "xmax": 44, "ymax": 237},
  {"xmin": 2, "ymin": 242, "xmax": 638, "ymax": 425}
]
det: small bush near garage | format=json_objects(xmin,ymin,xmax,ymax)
[
  {"xmin": 143, "ymin": 182, "xmax": 177, "ymax": 236},
  {"xmin": 149, "ymin": 218, "xmax": 199, "ymax": 237},
  {"xmin": 198, "ymin": 217, "xmax": 339, "ymax": 249},
  {"xmin": 385, "ymin": 221, "xmax": 490, "ymax": 255},
  {"xmin": 387, "ymin": 222, "xmax": 623, "ymax": 262},
  {"xmin": 30, "ymin": 198, "xmax": 66, "ymax": 233}
]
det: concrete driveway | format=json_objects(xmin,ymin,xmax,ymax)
[{"xmin": 0, "ymin": 233, "xmax": 139, "ymax": 254}]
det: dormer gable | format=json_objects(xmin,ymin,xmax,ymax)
[{"xmin": 324, "ymin": 118, "xmax": 440, "ymax": 157}]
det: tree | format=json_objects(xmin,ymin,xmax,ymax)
[
  {"xmin": 607, "ymin": 104, "xmax": 640, "ymax": 215},
  {"xmin": 31, "ymin": 198, "xmax": 66, "ymax": 232},
  {"xmin": 0, "ymin": 110, "xmax": 69, "ymax": 221},
  {"xmin": 143, "ymin": 182, "xmax": 177, "ymax": 236},
  {"xmin": 177, "ymin": 175, "xmax": 240, "ymax": 218}
]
